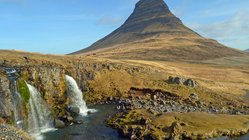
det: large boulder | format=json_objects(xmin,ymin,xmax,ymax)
[
  {"xmin": 168, "ymin": 76, "xmax": 197, "ymax": 88},
  {"xmin": 54, "ymin": 119, "xmax": 66, "ymax": 128},
  {"xmin": 73, "ymin": 115, "xmax": 84, "ymax": 124},
  {"xmin": 67, "ymin": 106, "xmax": 80, "ymax": 117},
  {"xmin": 168, "ymin": 76, "xmax": 184, "ymax": 85},
  {"xmin": 184, "ymin": 79, "xmax": 196, "ymax": 88}
]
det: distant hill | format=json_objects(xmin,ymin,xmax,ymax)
[
  {"xmin": 71, "ymin": 0, "xmax": 244, "ymax": 61},
  {"xmin": 245, "ymin": 49, "xmax": 249, "ymax": 52}
]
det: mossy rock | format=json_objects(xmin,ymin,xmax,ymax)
[{"xmin": 17, "ymin": 80, "xmax": 30, "ymax": 105}]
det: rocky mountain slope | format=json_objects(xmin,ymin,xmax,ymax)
[
  {"xmin": 246, "ymin": 49, "xmax": 249, "ymax": 52},
  {"xmin": 71, "ymin": 0, "xmax": 244, "ymax": 60}
]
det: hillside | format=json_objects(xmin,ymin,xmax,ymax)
[{"xmin": 71, "ymin": 0, "xmax": 244, "ymax": 61}]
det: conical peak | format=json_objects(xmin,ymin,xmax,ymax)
[
  {"xmin": 133, "ymin": 0, "xmax": 170, "ymax": 16},
  {"xmin": 122, "ymin": 0, "xmax": 182, "ymax": 31},
  {"xmin": 136, "ymin": 0, "xmax": 169, "ymax": 11}
]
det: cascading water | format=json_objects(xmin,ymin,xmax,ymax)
[
  {"xmin": 5, "ymin": 68, "xmax": 25, "ymax": 129},
  {"xmin": 65, "ymin": 75, "xmax": 96, "ymax": 116},
  {"xmin": 26, "ymin": 83, "xmax": 54, "ymax": 140}
]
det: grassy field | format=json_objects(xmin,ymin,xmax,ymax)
[{"xmin": 1, "ymin": 49, "xmax": 249, "ymax": 102}]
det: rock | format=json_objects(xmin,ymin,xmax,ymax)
[
  {"xmin": 184, "ymin": 79, "xmax": 196, "ymax": 88},
  {"xmin": 73, "ymin": 115, "xmax": 84, "ymax": 124},
  {"xmin": 107, "ymin": 65, "xmax": 114, "ymax": 71},
  {"xmin": 54, "ymin": 119, "xmax": 66, "ymax": 128},
  {"xmin": 67, "ymin": 116, "xmax": 74, "ymax": 122},
  {"xmin": 190, "ymin": 93, "xmax": 199, "ymax": 100},
  {"xmin": 130, "ymin": 134, "xmax": 137, "ymax": 140},
  {"xmin": 168, "ymin": 76, "xmax": 197, "ymax": 88},
  {"xmin": 108, "ymin": 96, "xmax": 114, "ymax": 101},
  {"xmin": 118, "ymin": 126, "xmax": 129, "ymax": 137},
  {"xmin": 151, "ymin": 94, "xmax": 157, "ymax": 100},
  {"xmin": 168, "ymin": 76, "xmax": 185, "ymax": 85},
  {"xmin": 87, "ymin": 110, "xmax": 93, "ymax": 115},
  {"xmin": 140, "ymin": 118, "xmax": 151, "ymax": 125},
  {"xmin": 67, "ymin": 107, "xmax": 80, "ymax": 117}
]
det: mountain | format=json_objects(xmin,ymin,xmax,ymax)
[
  {"xmin": 71, "ymin": 0, "xmax": 243, "ymax": 60},
  {"xmin": 245, "ymin": 49, "xmax": 249, "ymax": 52}
]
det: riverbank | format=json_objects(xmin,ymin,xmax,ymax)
[{"xmin": 0, "ymin": 125, "xmax": 32, "ymax": 140}]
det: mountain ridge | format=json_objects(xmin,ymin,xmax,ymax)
[{"xmin": 71, "ymin": 0, "xmax": 244, "ymax": 60}]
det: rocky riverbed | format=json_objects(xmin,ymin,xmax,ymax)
[
  {"xmin": 105, "ymin": 87, "xmax": 249, "ymax": 140},
  {"xmin": 110, "ymin": 87, "xmax": 249, "ymax": 115},
  {"xmin": 0, "ymin": 125, "xmax": 32, "ymax": 140}
]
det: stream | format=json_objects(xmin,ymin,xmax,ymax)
[
  {"xmin": 43, "ymin": 104, "xmax": 127, "ymax": 140},
  {"xmin": 43, "ymin": 104, "xmax": 249, "ymax": 140}
]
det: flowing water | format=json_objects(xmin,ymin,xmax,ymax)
[
  {"xmin": 65, "ymin": 75, "xmax": 96, "ymax": 116},
  {"xmin": 1, "ymin": 69, "xmax": 248, "ymax": 140},
  {"xmin": 26, "ymin": 83, "xmax": 55, "ymax": 140},
  {"xmin": 5, "ymin": 68, "xmax": 25, "ymax": 129},
  {"xmin": 43, "ymin": 104, "xmax": 127, "ymax": 140}
]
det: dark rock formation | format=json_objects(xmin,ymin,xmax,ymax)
[
  {"xmin": 54, "ymin": 119, "xmax": 66, "ymax": 128},
  {"xmin": 184, "ymin": 79, "xmax": 196, "ymax": 88},
  {"xmin": 168, "ymin": 76, "xmax": 197, "ymax": 88},
  {"xmin": 0, "ymin": 74, "xmax": 13, "ymax": 122},
  {"xmin": 66, "ymin": 106, "xmax": 80, "ymax": 117}
]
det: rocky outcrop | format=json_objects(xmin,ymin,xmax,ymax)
[
  {"xmin": 115, "ymin": 87, "xmax": 249, "ymax": 115},
  {"xmin": 0, "ymin": 73, "xmax": 13, "ymax": 123},
  {"xmin": 54, "ymin": 119, "xmax": 66, "ymax": 129},
  {"xmin": 107, "ymin": 110, "xmax": 249, "ymax": 140},
  {"xmin": 168, "ymin": 76, "xmax": 197, "ymax": 88}
]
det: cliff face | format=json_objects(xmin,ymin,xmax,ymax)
[
  {"xmin": 71, "ymin": 0, "xmax": 243, "ymax": 60},
  {"xmin": 0, "ymin": 73, "xmax": 13, "ymax": 123}
]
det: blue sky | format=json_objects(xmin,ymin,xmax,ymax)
[{"xmin": 0, "ymin": 0, "xmax": 248, "ymax": 54}]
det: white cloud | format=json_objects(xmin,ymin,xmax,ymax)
[{"xmin": 188, "ymin": 11, "xmax": 249, "ymax": 50}]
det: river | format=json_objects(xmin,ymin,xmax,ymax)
[{"xmin": 43, "ymin": 105, "xmax": 127, "ymax": 140}]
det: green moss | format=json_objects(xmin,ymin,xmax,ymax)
[
  {"xmin": 8, "ymin": 111, "xmax": 15, "ymax": 126},
  {"xmin": 17, "ymin": 80, "xmax": 30, "ymax": 105}
]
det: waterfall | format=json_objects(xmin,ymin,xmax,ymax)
[
  {"xmin": 65, "ymin": 75, "xmax": 96, "ymax": 116},
  {"xmin": 26, "ymin": 83, "xmax": 54, "ymax": 140},
  {"xmin": 5, "ymin": 68, "xmax": 24, "ymax": 129}
]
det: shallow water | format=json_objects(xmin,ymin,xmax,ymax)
[
  {"xmin": 212, "ymin": 133, "xmax": 249, "ymax": 140},
  {"xmin": 43, "ymin": 105, "xmax": 127, "ymax": 140},
  {"xmin": 43, "ymin": 104, "xmax": 249, "ymax": 140}
]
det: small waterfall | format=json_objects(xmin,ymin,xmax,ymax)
[
  {"xmin": 65, "ymin": 75, "xmax": 96, "ymax": 116},
  {"xmin": 27, "ymin": 83, "xmax": 54, "ymax": 139},
  {"xmin": 10, "ymin": 81, "xmax": 25, "ymax": 128},
  {"xmin": 5, "ymin": 68, "xmax": 25, "ymax": 129}
]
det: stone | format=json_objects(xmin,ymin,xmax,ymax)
[
  {"xmin": 184, "ymin": 79, "xmax": 196, "ymax": 88},
  {"xmin": 168, "ymin": 76, "xmax": 184, "ymax": 85},
  {"xmin": 67, "ymin": 116, "xmax": 74, "ymax": 122},
  {"xmin": 140, "ymin": 118, "xmax": 150, "ymax": 125},
  {"xmin": 73, "ymin": 115, "xmax": 84, "ymax": 124},
  {"xmin": 54, "ymin": 119, "xmax": 66, "ymax": 128},
  {"xmin": 190, "ymin": 93, "xmax": 199, "ymax": 100},
  {"xmin": 67, "ymin": 107, "xmax": 80, "ymax": 117}
]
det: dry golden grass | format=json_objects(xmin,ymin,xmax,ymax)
[
  {"xmin": 111, "ymin": 109, "xmax": 249, "ymax": 139},
  {"xmin": 77, "ymin": 35, "xmax": 244, "ymax": 61},
  {"xmin": 1, "ymin": 49, "xmax": 249, "ymax": 104}
]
